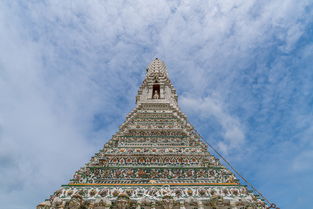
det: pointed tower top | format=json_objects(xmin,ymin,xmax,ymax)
[
  {"xmin": 136, "ymin": 59, "xmax": 178, "ymax": 107},
  {"xmin": 146, "ymin": 58, "xmax": 169, "ymax": 79}
]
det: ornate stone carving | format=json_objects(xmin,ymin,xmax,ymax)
[
  {"xmin": 115, "ymin": 193, "xmax": 130, "ymax": 209},
  {"xmin": 161, "ymin": 195, "xmax": 174, "ymax": 209},
  {"xmin": 153, "ymin": 90, "xmax": 160, "ymax": 99},
  {"xmin": 64, "ymin": 194, "xmax": 83, "ymax": 209},
  {"xmin": 94, "ymin": 197, "xmax": 111, "ymax": 209},
  {"xmin": 52, "ymin": 196, "xmax": 65, "ymax": 209},
  {"xmin": 36, "ymin": 201, "xmax": 51, "ymax": 209}
]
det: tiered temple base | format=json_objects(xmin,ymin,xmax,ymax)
[{"xmin": 38, "ymin": 184, "xmax": 266, "ymax": 209}]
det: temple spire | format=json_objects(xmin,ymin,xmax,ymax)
[
  {"xmin": 145, "ymin": 58, "xmax": 169, "ymax": 79},
  {"xmin": 136, "ymin": 58, "xmax": 178, "ymax": 107},
  {"xmin": 37, "ymin": 58, "xmax": 268, "ymax": 209}
]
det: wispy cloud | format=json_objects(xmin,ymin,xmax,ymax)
[
  {"xmin": 180, "ymin": 96, "xmax": 245, "ymax": 155},
  {"xmin": 0, "ymin": 0, "xmax": 313, "ymax": 208}
]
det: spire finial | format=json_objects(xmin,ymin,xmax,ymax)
[{"xmin": 146, "ymin": 58, "xmax": 168, "ymax": 78}]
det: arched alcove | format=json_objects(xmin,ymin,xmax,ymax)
[{"xmin": 152, "ymin": 83, "xmax": 160, "ymax": 99}]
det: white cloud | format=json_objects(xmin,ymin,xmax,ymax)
[
  {"xmin": 0, "ymin": 0, "xmax": 312, "ymax": 208},
  {"xmin": 180, "ymin": 96, "xmax": 245, "ymax": 154}
]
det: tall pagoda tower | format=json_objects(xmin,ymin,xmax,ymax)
[{"xmin": 38, "ymin": 59, "xmax": 267, "ymax": 209}]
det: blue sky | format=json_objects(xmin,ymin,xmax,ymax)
[{"xmin": 0, "ymin": 1, "xmax": 313, "ymax": 208}]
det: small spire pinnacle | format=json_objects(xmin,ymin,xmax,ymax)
[
  {"xmin": 136, "ymin": 58, "xmax": 178, "ymax": 106},
  {"xmin": 146, "ymin": 58, "xmax": 168, "ymax": 78}
]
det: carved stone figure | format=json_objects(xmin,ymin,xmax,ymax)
[
  {"xmin": 36, "ymin": 201, "xmax": 51, "ymax": 209},
  {"xmin": 52, "ymin": 196, "xmax": 65, "ymax": 209},
  {"xmin": 94, "ymin": 197, "xmax": 111, "ymax": 209},
  {"xmin": 65, "ymin": 194, "xmax": 83, "ymax": 209},
  {"xmin": 209, "ymin": 194, "xmax": 224, "ymax": 208},
  {"xmin": 153, "ymin": 90, "xmax": 160, "ymax": 99},
  {"xmin": 161, "ymin": 195, "xmax": 174, "ymax": 209},
  {"xmin": 116, "ymin": 193, "xmax": 130, "ymax": 209},
  {"xmin": 197, "ymin": 200, "xmax": 204, "ymax": 209},
  {"xmin": 179, "ymin": 201, "xmax": 186, "ymax": 209}
]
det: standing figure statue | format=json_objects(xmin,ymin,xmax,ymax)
[{"xmin": 153, "ymin": 90, "xmax": 160, "ymax": 99}]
